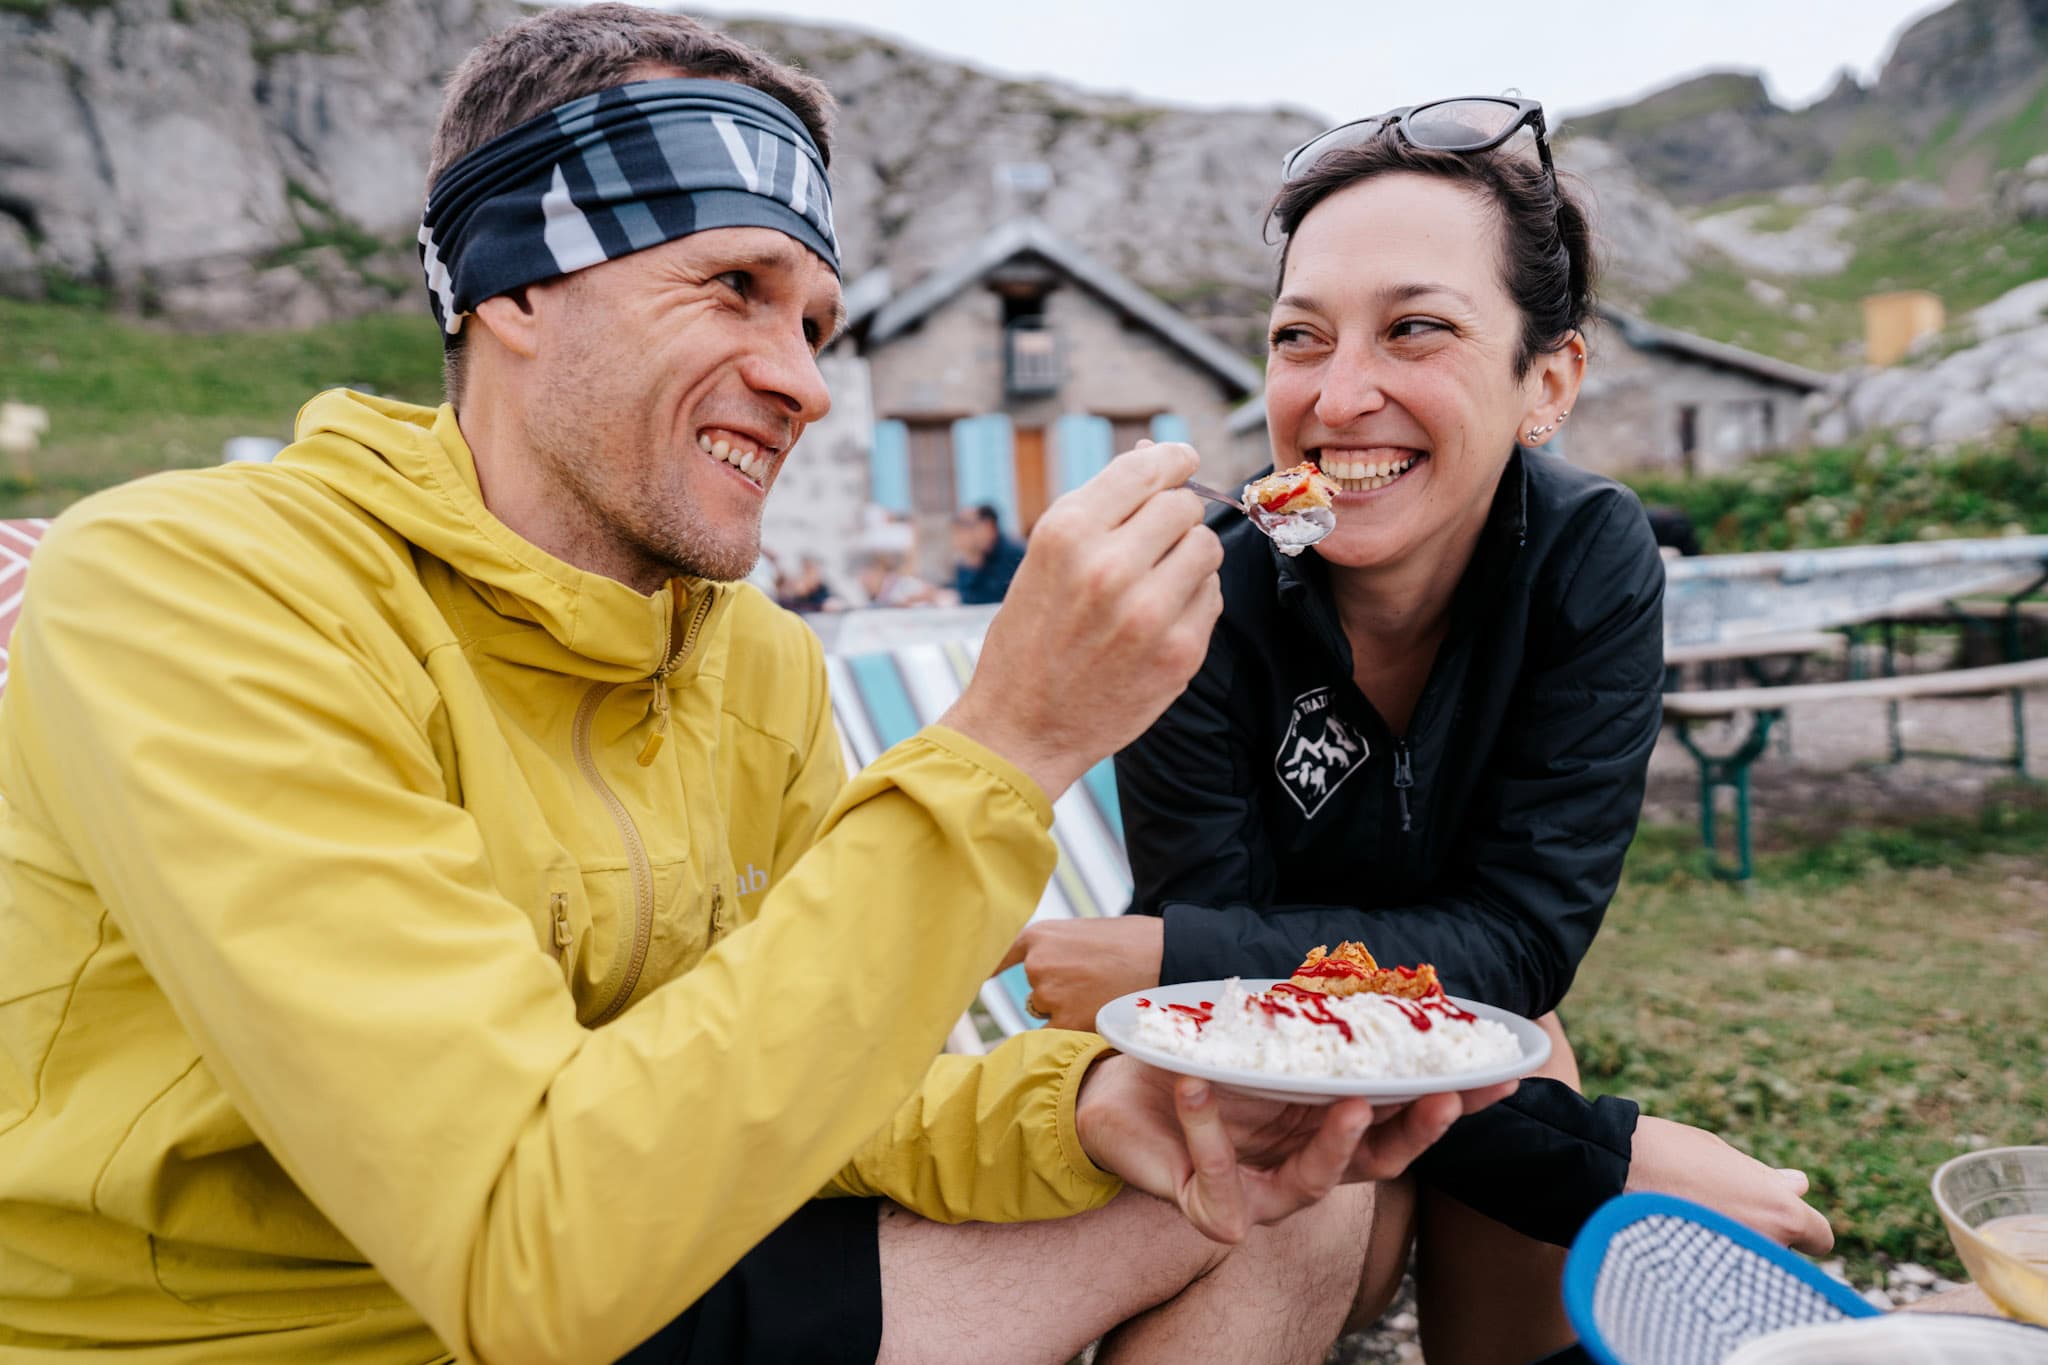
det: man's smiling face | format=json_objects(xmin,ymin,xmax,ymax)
[{"xmin": 516, "ymin": 225, "xmax": 844, "ymax": 588}]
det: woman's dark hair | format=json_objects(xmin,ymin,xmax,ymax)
[{"xmin": 1268, "ymin": 136, "xmax": 1596, "ymax": 378}]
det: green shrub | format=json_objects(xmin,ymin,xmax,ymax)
[{"xmin": 1625, "ymin": 427, "xmax": 2048, "ymax": 552}]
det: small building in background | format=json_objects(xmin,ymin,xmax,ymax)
[
  {"xmin": 1227, "ymin": 305, "xmax": 1828, "ymax": 480},
  {"xmin": 827, "ymin": 217, "xmax": 1262, "ymax": 581},
  {"xmin": 1862, "ymin": 289, "xmax": 1946, "ymax": 367},
  {"xmin": 1578, "ymin": 309, "xmax": 1827, "ymax": 476}
]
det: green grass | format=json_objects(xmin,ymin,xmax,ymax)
[
  {"xmin": 1826, "ymin": 137, "xmax": 1903, "ymax": 186},
  {"xmin": 1742, "ymin": 199, "xmax": 1813, "ymax": 234},
  {"xmin": 1649, "ymin": 208, "xmax": 2048, "ymax": 369},
  {"xmin": 1624, "ymin": 425, "xmax": 2048, "ymax": 552},
  {"xmin": 1988, "ymin": 77, "xmax": 2048, "ymax": 171},
  {"xmin": 0, "ymin": 297, "xmax": 444, "ymax": 516},
  {"xmin": 1577, "ymin": 790, "xmax": 2048, "ymax": 1280},
  {"xmin": 1908, "ymin": 110, "xmax": 1967, "ymax": 182},
  {"xmin": 1573, "ymin": 73, "xmax": 1772, "ymax": 141}
]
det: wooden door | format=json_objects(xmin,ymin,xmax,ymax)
[{"xmin": 1013, "ymin": 425, "xmax": 1049, "ymax": 532}]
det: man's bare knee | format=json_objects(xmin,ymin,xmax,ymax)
[
  {"xmin": 1096, "ymin": 1183, "xmax": 1379, "ymax": 1365},
  {"xmin": 876, "ymin": 1190, "xmax": 1238, "ymax": 1365},
  {"xmin": 1345, "ymin": 1177, "xmax": 1416, "ymax": 1335}
]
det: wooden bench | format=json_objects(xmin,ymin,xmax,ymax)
[
  {"xmin": 1663, "ymin": 658, "xmax": 2048, "ymax": 880},
  {"xmin": 1664, "ymin": 631, "xmax": 1846, "ymax": 669}
]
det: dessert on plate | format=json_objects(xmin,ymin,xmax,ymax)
[{"xmin": 1130, "ymin": 942, "xmax": 1521, "ymax": 1080}]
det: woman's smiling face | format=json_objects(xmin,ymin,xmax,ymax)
[{"xmin": 1264, "ymin": 171, "xmax": 1579, "ymax": 572}]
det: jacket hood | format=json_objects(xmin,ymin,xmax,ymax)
[{"xmin": 279, "ymin": 389, "xmax": 727, "ymax": 681}]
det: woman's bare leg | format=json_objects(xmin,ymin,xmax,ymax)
[{"xmin": 1415, "ymin": 1012, "xmax": 1581, "ymax": 1365}]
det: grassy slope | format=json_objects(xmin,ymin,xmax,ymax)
[
  {"xmin": 0, "ymin": 298, "xmax": 445, "ymax": 516},
  {"xmin": 1642, "ymin": 74, "xmax": 2048, "ymax": 369},
  {"xmin": 1646, "ymin": 210, "xmax": 2048, "ymax": 372},
  {"xmin": 1580, "ymin": 793, "xmax": 2048, "ymax": 1280}
]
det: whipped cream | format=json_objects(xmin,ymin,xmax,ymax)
[{"xmin": 1132, "ymin": 979, "xmax": 1521, "ymax": 1079}]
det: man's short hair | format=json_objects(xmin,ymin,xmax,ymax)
[
  {"xmin": 427, "ymin": 3, "xmax": 836, "ymax": 403},
  {"xmin": 955, "ymin": 504, "xmax": 1001, "ymax": 530}
]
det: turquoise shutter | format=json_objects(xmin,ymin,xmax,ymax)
[
  {"xmin": 1053, "ymin": 413, "xmax": 1113, "ymax": 495},
  {"xmin": 951, "ymin": 414, "xmax": 1019, "ymax": 535},
  {"xmin": 870, "ymin": 419, "xmax": 911, "ymax": 514},
  {"xmin": 1149, "ymin": 413, "xmax": 1193, "ymax": 445}
]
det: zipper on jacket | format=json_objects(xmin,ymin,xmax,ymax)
[
  {"xmin": 637, "ymin": 588, "xmax": 715, "ymax": 767},
  {"xmin": 549, "ymin": 892, "xmax": 572, "ymax": 957},
  {"xmin": 1392, "ymin": 740, "xmax": 1415, "ymax": 833},
  {"xmin": 579, "ymin": 586, "xmax": 718, "ymax": 1026}
]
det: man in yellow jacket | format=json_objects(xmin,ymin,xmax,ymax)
[{"xmin": 0, "ymin": 7, "xmax": 1510, "ymax": 1363}]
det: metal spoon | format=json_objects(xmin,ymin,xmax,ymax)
[{"xmin": 1185, "ymin": 479, "xmax": 1336, "ymax": 556}]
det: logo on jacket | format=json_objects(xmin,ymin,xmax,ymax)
[{"xmin": 1274, "ymin": 688, "xmax": 1368, "ymax": 817}]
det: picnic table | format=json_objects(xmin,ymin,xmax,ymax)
[{"xmin": 1657, "ymin": 537, "xmax": 2048, "ymax": 879}]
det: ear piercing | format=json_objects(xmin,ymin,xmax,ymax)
[{"xmin": 1524, "ymin": 409, "xmax": 1570, "ymax": 444}]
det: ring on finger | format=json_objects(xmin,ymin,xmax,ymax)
[{"xmin": 1024, "ymin": 993, "xmax": 1051, "ymax": 1021}]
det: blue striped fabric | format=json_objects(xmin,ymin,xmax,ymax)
[{"xmin": 825, "ymin": 631, "xmax": 1135, "ymax": 1045}]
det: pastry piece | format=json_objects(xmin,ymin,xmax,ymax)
[
  {"xmin": 1242, "ymin": 462, "xmax": 1338, "ymax": 517},
  {"xmin": 1289, "ymin": 941, "xmax": 1445, "ymax": 1000}
]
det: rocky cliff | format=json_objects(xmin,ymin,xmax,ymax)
[
  {"xmin": 0, "ymin": 0, "xmax": 1706, "ymax": 341},
  {"xmin": 0, "ymin": 0, "xmax": 523, "ymax": 323},
  {"xmin": 1570, "ymin": 0, "xmax": 2048, "ymax": 204}
]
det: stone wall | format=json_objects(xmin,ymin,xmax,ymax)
[
  {"xmin": 861, "ymin": 277, "xmax": 1246, "ymax": 577},
  {"xmin": 757, "ymin": 353, "xmax": 876, "ymax": 591},
  {"xmin": 866, "ymin": 278, "xmax": 1241, "ymax": 454},
  {"xmin": 1571, "ymin": 320, "xmax": 1812, "ymax": 476}
]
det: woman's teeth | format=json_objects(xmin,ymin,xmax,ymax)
[
  {"xmin": 1316, "ymin": 453, "xmax": 1419, "ymax": 492},
  {"xmin": 698, "ymin": 431, "xmax": 770, "ymax": 484}
]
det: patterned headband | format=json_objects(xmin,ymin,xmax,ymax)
[{"xmin": 418, "ymin": 77, "xmax": 838, "ymax": 335}]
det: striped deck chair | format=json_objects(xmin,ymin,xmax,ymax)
[
  {"xmin": 824, "ymin": 625, "xmax": 1132, "ymax": 1054},
  {"xmin": 0, "ymin": 519, "xmax": 51, "ymax": 697}
]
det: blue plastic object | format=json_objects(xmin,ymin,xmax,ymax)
[{"xmin": 1564, "ymin": 1193, "xmax": 1878, "ymax": 1365}]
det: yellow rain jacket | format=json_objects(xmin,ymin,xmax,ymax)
[{"xmin": 0, "ymin": 391, "xmax": 1120, "ymax": 1362}]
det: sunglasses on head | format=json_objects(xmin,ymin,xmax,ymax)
[{"xmin": 1281, "ymin": 95, "xmax": 1554, "ymax": 187}]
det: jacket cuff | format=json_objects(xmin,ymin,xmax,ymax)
[
  {"xmin": 1160, "ymin": 901, "xmax": 1244, "ymax": 983},
  {"xmin": 918, "ymin": 724, "xmax": 1057, "ymax": 829},
  {"xmin": 1408, "ymin": 1079, "xmax": 1638, "ymax": 1245},
  {"xmin": 1051, "ymin": 1034, "xmax": 1124, "ymax": 1201}
]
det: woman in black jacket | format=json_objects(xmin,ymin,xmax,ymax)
[{"xmin": 1003, "ymin": 104, "xmax": 1830, "ymax": 1363}]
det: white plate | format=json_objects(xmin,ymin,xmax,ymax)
[
  {"xmin": 1095, "ymin": 978, "xmax": 1553, "ymax": 1106},
  {"xmin": 1724, "ymin": 1314, "xmax": 2048, "ymax": 1365}
]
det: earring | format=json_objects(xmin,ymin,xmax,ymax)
[{"xmin": 1524, "ymin": 409, "xmax": 1570, "ymax": 444}]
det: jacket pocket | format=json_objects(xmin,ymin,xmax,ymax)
[{"xmin": 98, "ymin": 1061, "xmax": 392, "ymax": 1322}]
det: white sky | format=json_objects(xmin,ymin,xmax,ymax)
[{"xmin": 698, "ymin": 0, "xmax": 1951, "ymax": 122}]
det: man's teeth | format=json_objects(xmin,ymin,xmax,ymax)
[
  {"xmin": 697, "ymin": 431, "xmax": 770, "ymax": 483},
  {"xmin": 1317, "ymin": 453, "xmax": 1418, "ymax": 491}
]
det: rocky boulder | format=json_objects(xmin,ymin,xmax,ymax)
[{"xmin": 1810, "ymin": 313, "xmax": 2048, "ymax": 447}]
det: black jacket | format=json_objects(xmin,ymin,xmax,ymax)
[{"xmin": 1115, "ymin": 451, "xmax": 1664, "ymax": 1245}]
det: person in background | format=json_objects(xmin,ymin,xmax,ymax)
[
  {"xmin": 1646, "ymin": 504, "xmax": 1703, "ymax": 560},
  {"xmin": 952, "ymin": 502, "xmax": 1027, "ymax": 605},
  {"xmin": 771, "ymin": 549, "xmax": 844, "ymax": 612},
  {"xmin": 855, "ymin": 549, "xmax": 948, "ymax": 607}
]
